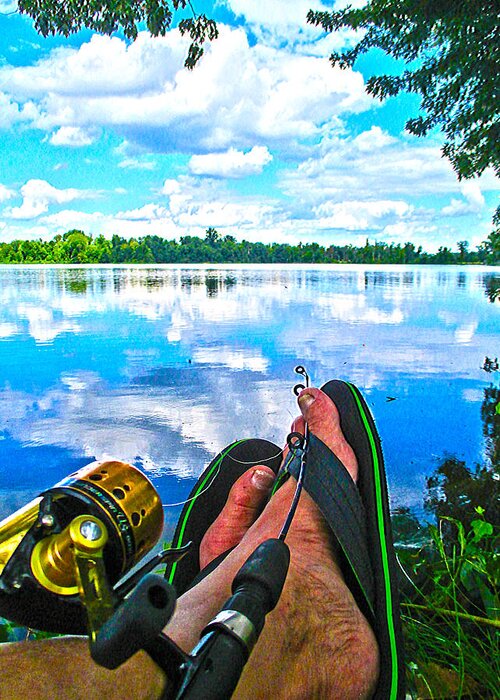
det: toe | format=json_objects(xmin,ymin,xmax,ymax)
[
  {"xmin": 200, "ymin": 465, "xmax": 276, "ymax": 569},
  {"xmin": 297, "ymin": 387, "xmax": 358, "ymax": 483},
  {"xmin": 290, "ymin": 415, "xmax": 306, "ymax": 435}
]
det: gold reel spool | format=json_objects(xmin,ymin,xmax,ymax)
[
  {"xmin": 59, "ymin": 461, "xmax": 163, "ymax": 557},
  {"xmin": 46, "ymin": 460, "xmax": 164, "ymax": 586},
  {"xmin": 0, "ymin": 460, "xmax": 164, "ymax": 595}
]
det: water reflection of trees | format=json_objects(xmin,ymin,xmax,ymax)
[
  {"xmin": 205, "ymin": 274, "xmax": 237, "ymax": 297},
  {"xmin": 483, "ymin": 274, "xmax": 499, "ymax": 303},
  {"xmin": 423, "ymin": 381, "xmax": 498, "ymax": 531},
  {"xmin": 364, "ymin": 271, "xmax": 418, "ymax": 288},
  {"xmin": 395, "ymin": 376, "xmax": 499, "ymax": 541},
  {"xmin": 396, "ymin": 376, "xmax": 499, "ymax": 698},
  {"xmin": 396, "ymin": 368, "xmax": 498, "ymax": 552}
]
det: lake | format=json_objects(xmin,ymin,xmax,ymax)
[{"xmin": 0, "ymin": 264, "xmax": 498, "ymax": 537}]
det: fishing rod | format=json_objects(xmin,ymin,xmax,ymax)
[
  {"xmin": 0, "ymin": 367, "xmax": 311, "ymax": 699},
  {"xmin": 163, "ymin": 365, "xmax": 311, "ymax": 699}
]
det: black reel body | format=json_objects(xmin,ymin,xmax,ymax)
[{"xmin": 0, "ymin": 460, "xmax": 163, "ymax": 633}]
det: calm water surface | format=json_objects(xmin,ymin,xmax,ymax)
[{"xmin": 0, "ymin": 264, "xmax": 498, "ymax": 535}]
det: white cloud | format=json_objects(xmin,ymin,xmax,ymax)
[
  {"xmin": 159, "ymin": 175, "xmax": 285, "ymax": 239},
  {"xmin": 441, "ymin": 199, "xmax": 477, "ymax": 217},
  {"xmin": 1, "ymin": 26, "xmax": 370, "ymax": 152},
  {"xmin": 282, "ymin": 127, "xmax": 498, "ymax": 210},
  {"xmin": 162, "ymin": 179, "xmax": 181, "ymax": 196},
  {"xmin": 352, "ymin": 127, "xmax": 397, "ymax": 152},
  {"xmin": 316, "ymin": 293, "xmax": 404, "ymax": 325},
  {"xmin": 192, "ymin": 346, "xmax": 269, "ymax": 372},
  {"xmin": 0, "ymin": 92, "xmax": 26, "ymax": 128},
  {"xmin": 454, "ymin": 322, "xmax": 477, "ymax": 344},
  {"xmin": 33, "ymin": 200, "xmax": 285, "ymax": 245},
  {"xmin": 441, "ymin": 181, "xmax": 486, "ymax": 217},
  {"xmin": 189, "ymin": 146, "xmax": 273, "ymax": 178},
  {"xmin": 118, "ymin": 157, "xmax": 156, "ymax": 170},
  {"xmin": 460, "ymin": 180, "xmax": 486, "ymax": 209},
  {"xmin": 38, "ymin": 206, "xmax": 181, "ymax": 241},
  {"xmin": 6, "ymin": 179, "xmax": 98, "ymax": 219},
  {"xmin": 115, "ymin": 203, "xmax": 170, "ymax": 221},
  {"xmin": 16, "ymin": 303, "xmax": 81, "ymax": 343},
  {"xmin": 0, "ymin": 0, "xmax": 17, "ymax": 11},
  {"xmin": 0, "ymin": 322, "xmax": 18, "ymax": 338},
  {"xmin": 49, "ymin": 126, "xmax": 96, "ymax": 146},
  {"xmin": 223, "ymin": 0, "xmax": 326, "ymax": 28},
  {"xmin": 0, "ymin": 184, "xmax": 15, "ymax": 202},
  {"xmin": 38, "ymin": 208, "xmax": 106, "ymax": 231},
  {"xmin": 313, "ymin": 199, "xmax": 412, "ymax": 230},
  {"xmin": 220, "ymin": 0, "xmax": 358, "ymax": 53},
  {"xmin": 4, "ymin": 33, "xmax": 183, "ymax": 99},
  {"xmin": 177, "ymin": 200, "xmax": 277, "ymax": 230}
]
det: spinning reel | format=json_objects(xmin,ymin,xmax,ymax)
[
  {"xmin": 0, "ymin": 460, "xmax": 288, "ymax": 700},
  {"xmin": 0, "ymin": 460, "xmax": 172, "ymax": 634}
]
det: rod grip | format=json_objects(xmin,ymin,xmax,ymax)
[{"xmin": 176, "ymin": 539, "xmax": 290, "ymax": 700}]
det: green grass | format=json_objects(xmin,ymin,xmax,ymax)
[{"xmin": 397, "ymin": 508, "xmax": 499, "ymax": 698}]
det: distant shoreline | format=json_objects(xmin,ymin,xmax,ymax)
[
  {"xmin": 0, "ymin": 262, "xmax": 498, "ymax": 268},
  {"xmin": 1, "ymin": 229, "xmax": 498, "ymax": 266}
]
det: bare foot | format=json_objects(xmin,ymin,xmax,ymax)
[
  {"xmin": 200, "ymin": 465, "xmax": 276, "ymax": 570},
  {"xmin": 201, "ymin": 387, "xmax": 357, "ymax": 569},
  {"xmin": 195, "ymin": 388, "xmax": 379, "ymax": 699}
]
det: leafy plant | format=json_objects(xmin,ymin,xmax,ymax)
[
  {"xmin": 398, "ymin": 507, "xmax": 499, "ymax": 698},
  {"xmin": 394, "ymin": 378, "xmax": 500, "ymax": 697},
  {"xmin": 307, "ymin": 2, "xmax": 500, "ymax": 200}
]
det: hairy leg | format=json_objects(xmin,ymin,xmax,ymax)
[{"xmin": 0, "ymin": 638, "xmax": 165, "ymax": 700}]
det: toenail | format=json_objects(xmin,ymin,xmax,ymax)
[
  {"xmin": 251, "ymin": 468, "xmax": 276, "ymax": 491},
  {"xmin": 298, "ymin": 392, "xmax": 315, "ymax": 409}
]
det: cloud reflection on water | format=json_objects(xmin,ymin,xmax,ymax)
[{"xmin": 0, "ymin": 265, "xmax": 497, "ymax": 529}]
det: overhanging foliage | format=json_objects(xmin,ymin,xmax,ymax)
[
  {"xmin": 308, "ymin": 1, "xmax": 499, "ymax": 185},
  {"xmin": 17, "ymin": 0, "xmax": 218, "ymax": 68}
]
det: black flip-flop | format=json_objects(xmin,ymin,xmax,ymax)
[
  {"xmin": 285, "ymin": 380, "xmax": 405, "ymax": 699},
  {"xmin": 165, "ymin": 438, "xmax": 283, "ymax": 595},
  {"xmin": 165, "ymin": 382, "xmax": 405, "ymax": 699}
]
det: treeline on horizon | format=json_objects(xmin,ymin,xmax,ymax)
[{"xmin": 0, "ymin": 228, "xmax": 498, "ymax": 265}]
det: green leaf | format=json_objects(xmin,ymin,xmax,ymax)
[{"xmin": 471, "ymin": 519, "xmax": 493, "ymax": 541}]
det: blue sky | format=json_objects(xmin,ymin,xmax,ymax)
[{"xmin": 0, "ymin": 0, "xmax": 498, "ymax": 252}]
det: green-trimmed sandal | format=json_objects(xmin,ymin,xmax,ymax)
[
  {"xmin": 165, "ymin": 381, "xmax": 405, "ymax": 699},
  {"xmin": 165, "ymin": 438, "xmax": 283, "ymax": 595},
  {"xmin": 286, "ymin": 380, "xmax": 405, "ymax": 699}
]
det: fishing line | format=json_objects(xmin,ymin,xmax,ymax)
[
  {"xmin": 162, "ymin": 366, "xmax": 310, "ymax": 515},
  {"xmin": 278, "ymin": 365, "xmax": 311, "ymax": 541},
  {"xmin": 162, "ymin": 445, "xmax": 287, "ymax": 508},
  {"xmin": 161, "ymin": 459, "xmax": 223, "ymax": 508},
  {"xmin": 223, "ymin": 446, "xmax": 286, "ymax": 466}
]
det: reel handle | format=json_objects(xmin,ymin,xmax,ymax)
[{"xmin": 90, "ymin": 574, "xmax": 177, "ymax": 669}]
